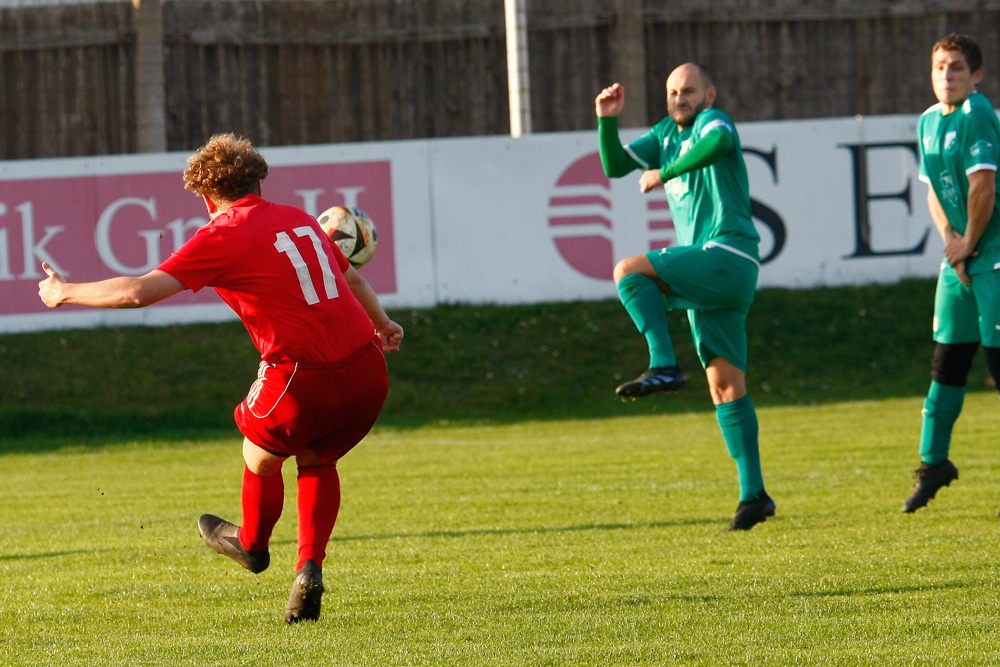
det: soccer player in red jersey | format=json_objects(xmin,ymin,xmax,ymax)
[{"xmin": 38, "ymin": 133, "xmax": 404, "ymax": 623}]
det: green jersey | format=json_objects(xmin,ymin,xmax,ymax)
[
  {"xmin": 918, "ymin": 90, "xmax": 1000, "ymax": 275},
  {"xmin": 626, "ymin": 108, "xmax": 759, "ymax": 260}
]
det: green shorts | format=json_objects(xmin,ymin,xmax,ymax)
[
  {"xmin": 647, "ymin": 243, "xmax": 760, "ymax": 371},
  {"xmin": 933, "ymin": 263, "xmax": 1000, "ymax": 347}
]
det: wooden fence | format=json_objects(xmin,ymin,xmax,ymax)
[{"xmin": 1, "ymin": 0, "xmax": 999, "ymax": 160}]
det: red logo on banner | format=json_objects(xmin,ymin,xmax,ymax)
[
  {"xmin": 0, "ymin": 160, "xmax": 396, "ymax": 317},
  {"xmin": 548, "ymin": 152, "xmax": 675, "ymax": 280}
]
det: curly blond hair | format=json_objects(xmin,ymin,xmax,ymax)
[{"xmin": 183, "ymin": 133, "xmax": 269, "ymax": 203}]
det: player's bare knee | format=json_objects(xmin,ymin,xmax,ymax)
[
  {"xmin": 612, "ymin": 258, "xmax": 634, "ymax": 283},
  {"xmin": 613, "ymin": 255, "xmax": 655, "ymax": 283},
  {"xmin": 296, "ymin": 447, "xmax": 329, "ymax": 468},
  {"xmin": 709, "ymin": 380, "xmax": 745, "ymax": 405},
  {"xmin": 706, "ymin": 358, "xmax": 747, "ymax": 404},
  {"xmin": 242, "ymin": 438, "xmax": 287, "ymax": 476}
]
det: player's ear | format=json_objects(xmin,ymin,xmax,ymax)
[{"xmin": 705, "ymin": 85, "xmax": 717, "ymax": 107}]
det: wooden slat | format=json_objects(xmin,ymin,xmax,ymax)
[{"xmin": 3, "ymin": 0, "xmax": 1000, "ymax": 159}]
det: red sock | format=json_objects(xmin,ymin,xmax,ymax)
[
  {"xmin": 296, "ymin": 464, "xmax": 341, "ymax": 570},
  {"xmin": 239, "ymin": 465, "xmax": 284, "ymax": 552}
]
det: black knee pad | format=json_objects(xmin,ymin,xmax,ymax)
[
  {"xmin": 931, "ymin": 342, "xmax": 979, "ymax": 386},
  {"xmin": 984, "ymin": 347, "xmax": 1000, "ymax": 390}
]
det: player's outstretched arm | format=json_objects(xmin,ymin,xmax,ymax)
[
  {"xmin": 342, "ymin": 265, "xmax": 403, "ymax": 352},
  {"xmin": 636, "ymin": 126, "xmax": 734, "ymax": 194},
  {"xmin": 661, "ymin": 126, "xmax": 734, "ymax": 181},
  {"xmin": 38, "ymin": 263, "xmax": 185, "ymax": 309},
  {"xmin": 598, "ymin": 117, "xmax": 642, "ymax": 179},
  {"xmin": 595, "ymin": 83, "xmax": 643, "ymax": 178}
]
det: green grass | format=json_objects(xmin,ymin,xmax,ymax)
[
  {"xmin": 3, "ymin": 395, "xmax": 1000, "ymax": 665},
  {"xmin": 3, "ymin": 278, "xmax": 1000, "ymax": 664}
]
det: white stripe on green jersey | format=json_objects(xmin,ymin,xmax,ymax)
[{"xmin": 626, "ymin": 107, "xmax": 759, "ymax": 260}]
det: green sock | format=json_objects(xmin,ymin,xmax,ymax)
[
  {"xmin": 616, "ymin": 273, "xmax": 676, "ymax": 368},
  {"xmin": 716, "ymin": 395, "xmax": 764, "ymax": 502},
  {"xmin": 919, "ymin": 380, "xmax": 966, "ymax": 465}
]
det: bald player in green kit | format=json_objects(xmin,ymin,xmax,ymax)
[{"xmin": 596, "ymin": 63, "xmax": 774, "ymax": 531}]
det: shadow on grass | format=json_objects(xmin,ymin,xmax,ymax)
[
  {"xmin": 0, "ymin": 548, "xmax": 117, "ymax": 562},
  {"xmin": 0, "ymin": 384, "xmax": 947, "ymax": 455},
  {"xmin": 320, "ymin": 518, "xmax": 723, "ymax": 544},
  {"xmin": 1, "ymin": 415, "xmax": 236, "ymax": 455},
  {"xmin": 5, "ymin": 279, "xmax": 987, "ymax": 454},
  {"xmin": 669, "ymin": 580, "xmax": 973, "ymax": 604},
  {"xmin": 787, "ymin": 580, "xmax": 973, "ymax": 598}
]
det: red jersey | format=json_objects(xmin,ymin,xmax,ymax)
[{"xmin": 158, "ymin": 194, "xmax": 375, "ymax": 365}]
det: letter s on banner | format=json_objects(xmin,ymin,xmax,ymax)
[{"xmin": 743, "ymin": 146, "xmax": 786, "ymax": 264}]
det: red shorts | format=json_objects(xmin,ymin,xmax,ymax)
[{"xmin": 234, "ymin": 338, "xmax": 389, "ymax": 463}]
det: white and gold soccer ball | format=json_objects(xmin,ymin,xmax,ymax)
[{"xmin": 317, "ymin": 205, "xmax": 378, "ymax": 269}]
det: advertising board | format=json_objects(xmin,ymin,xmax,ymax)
[{"xmin": 0, "ymin": 114, "xmax": 942, "ymax": 333}]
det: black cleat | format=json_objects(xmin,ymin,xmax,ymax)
[
  {"xmin": 615, "ymin": 366, "xmax": 687, "ymax": 398},
  {"xmin": 901, "ymin": 460, "xmax": 959, "ymax": 513},
  {"xmin": 285, "ymin": 560, "xmax": 324, "ymax": 624},
  {"xmin": 726, "ymin": 490, "xmax": 776, "ymax": 531},
  {"xmin": 198, "ymin": 514, "xmax": 270, "ymax": 574}
]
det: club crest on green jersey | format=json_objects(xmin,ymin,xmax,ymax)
[
  {"xmin": 944, "ymin": 131, "xmax": 958, "ymax": 154},
  {"xmin": 665, "ymin": 178, "xmax": 689, "ymax": 197}
]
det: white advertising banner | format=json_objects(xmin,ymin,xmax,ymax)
[
  {"xmin": 431, "ymin": 114, "xmax": 935, "ymax": 302},
  {"xmin": 742, "ymin": 114, "xmax": 933, "ymax": 288},
  {"xmin": 0, "ymin": 113, "xmax": 943, "ymax": 333}
]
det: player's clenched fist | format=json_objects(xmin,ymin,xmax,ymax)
[
  {"xmin": 595, "ymin": 83, "xmax": 625, "ymax": 117},
  {"xmin": 378, "ymin": 321, "xmax": 404, "ymax": 353}
]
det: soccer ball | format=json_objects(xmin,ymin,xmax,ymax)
[{"xmin": 317, "ymin": 206, "xmax": 378, "ymax": 268}]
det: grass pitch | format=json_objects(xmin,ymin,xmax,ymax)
[{"xmin": 4, "ymin": 393, "xmax": 1000, "ymax": 666}]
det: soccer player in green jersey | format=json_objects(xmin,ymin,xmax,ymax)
[
  {"xmin": 595, "ymin": 63, "xmax": 774, "ymax": 531},
  {"xmin": 903, "ymin": 34, "xmax": 1000, "ymax": 513}
]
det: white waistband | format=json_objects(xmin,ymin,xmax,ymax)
[{"xmin": 703, "ymin": 241, "xmax": 761, "ymax": 268}]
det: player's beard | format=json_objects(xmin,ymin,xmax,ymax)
[{"xmin": 670, "ymin": 96, "xmax": 710, "ymax": 128}]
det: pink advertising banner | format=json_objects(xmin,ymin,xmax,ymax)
[{"xmin": 0, "ymin": 159, "xmax": 396, "ymax": 317}]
